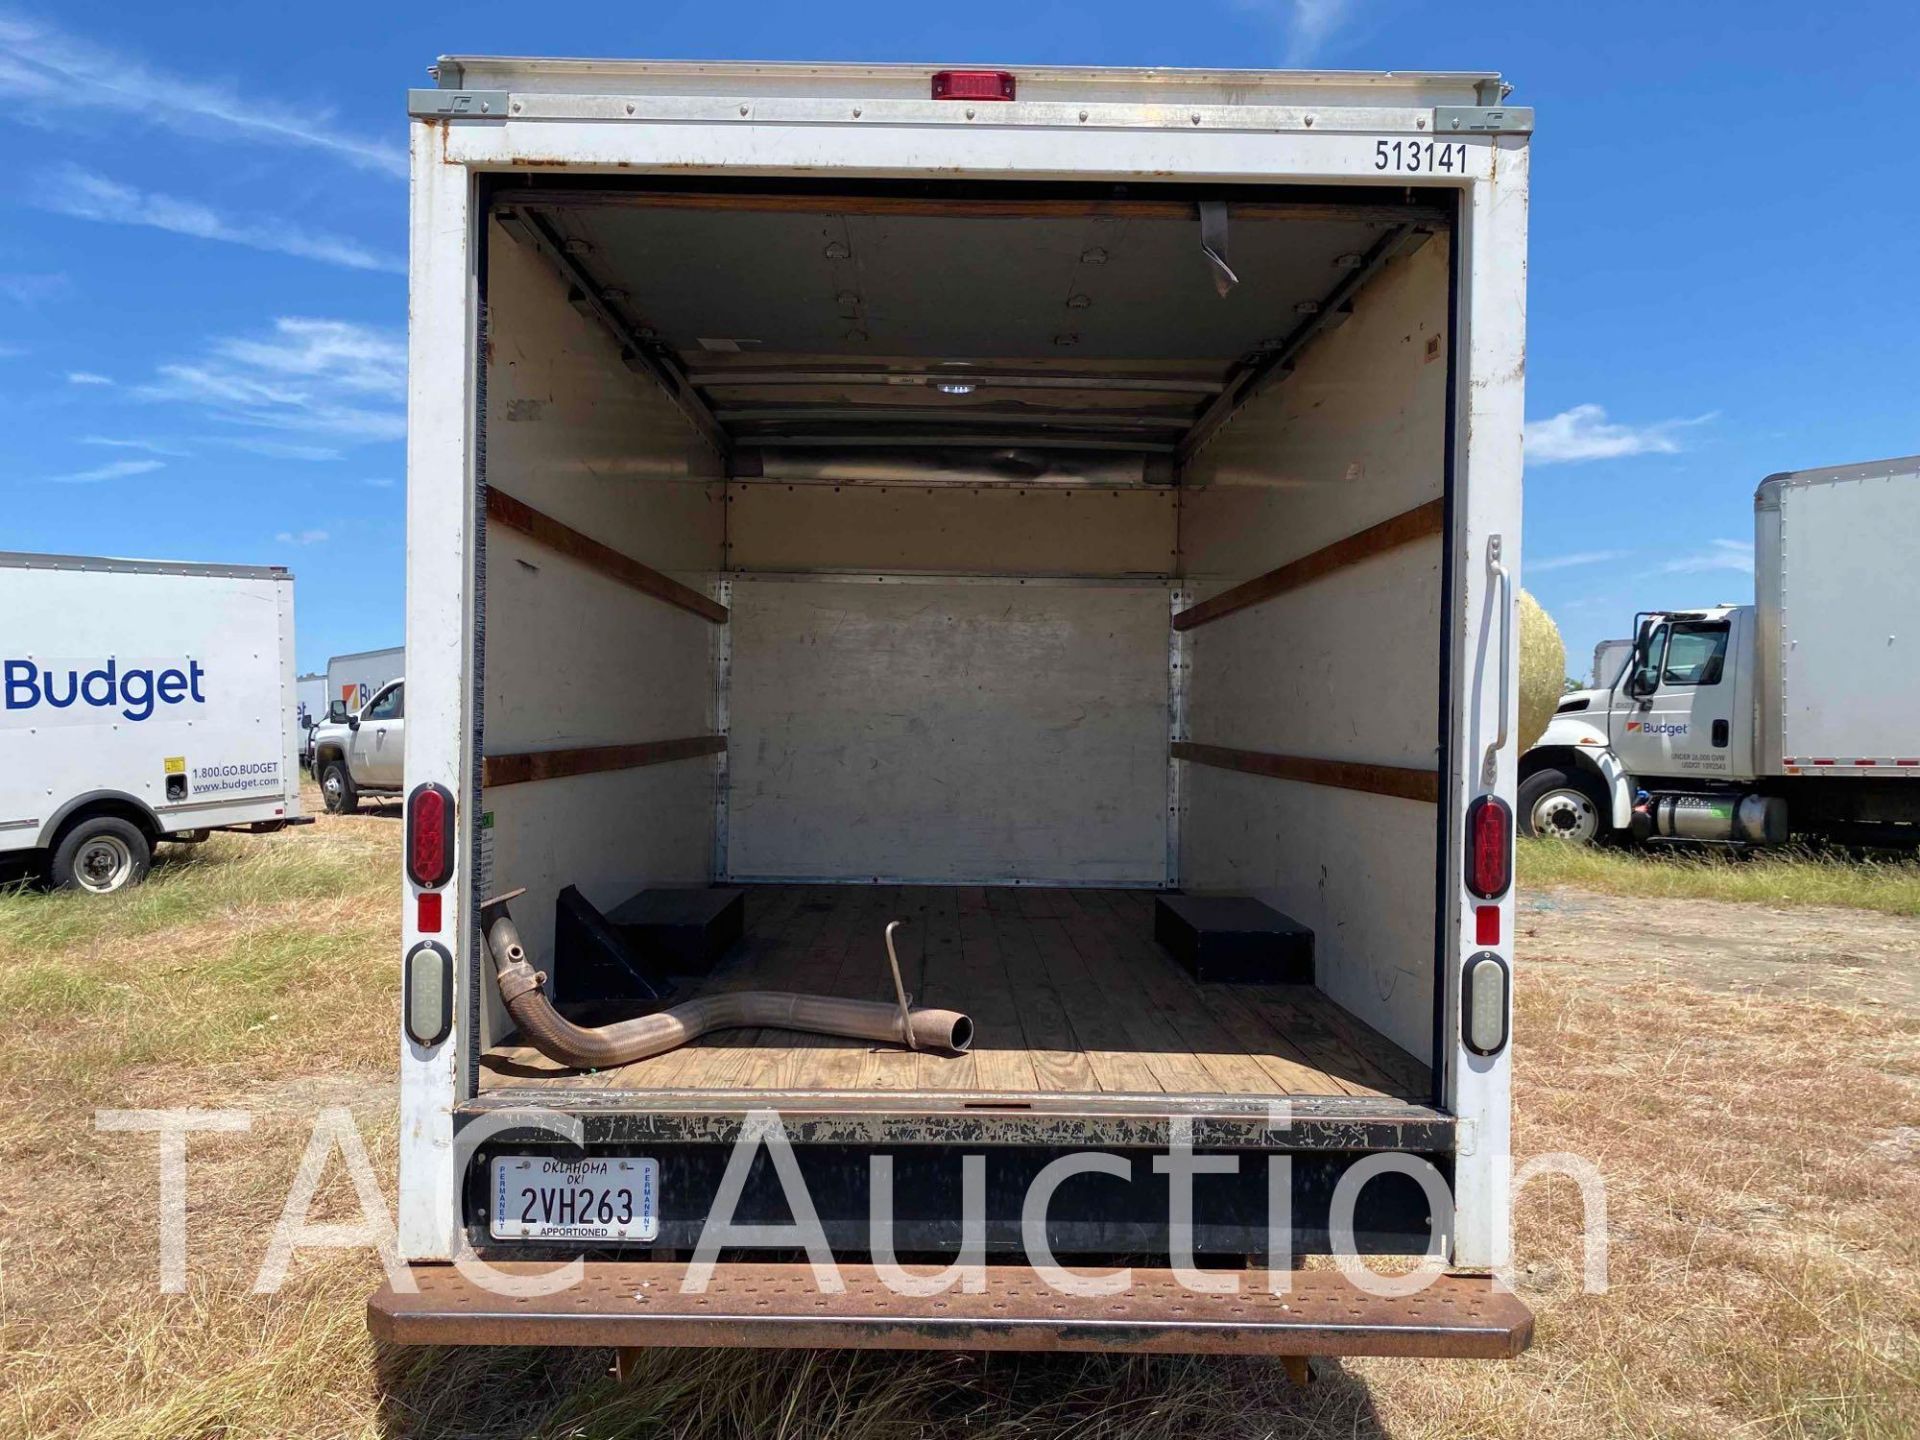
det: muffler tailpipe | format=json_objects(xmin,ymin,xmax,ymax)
[{"xmin": 478, "ymin": 894, "xmax": 973, "ymax": 1071}]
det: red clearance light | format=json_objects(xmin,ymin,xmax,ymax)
[
  {"xmin": 407, "ymin": 782, "xmax": 456, "ymax": 890},
  {"xmin": 1465, "ymin": 795, "xmax": 1512, "ymax": 900},
  {"xmin": 417, "ymin": 891, "xmax": 443, "ymax": 934},
  {"xmin": 931, "ymin": 70, "xmax": 1016, "ymax": 102},
  {"xmin": 1475, "ymin": 904, "xmax": 1500, "ymax": 946}
]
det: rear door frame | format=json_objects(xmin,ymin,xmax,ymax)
[{"xmin": 398, "ymin": 76, "xmax": 1529, "ymax": 1267}]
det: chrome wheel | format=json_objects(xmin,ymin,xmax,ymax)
[
  {"xmin": 75, "ymin": 834, "xmax": 135, "ymax": 892},
  {"xmin": 323, "ymin": 769, "xmax": 345, "ymax": 806},
  {"xmin": 1530, "ymin": 786, "xmax": 1600, "ymax": 844}
]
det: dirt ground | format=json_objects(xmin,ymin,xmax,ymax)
[
  {"xmin": 1521, "ymin": 886, "xmax": 1920, "ymax": 1015},
  {"xmin": 2, "ymin": 812, "xmax": 1915, "ymax": 1438}
]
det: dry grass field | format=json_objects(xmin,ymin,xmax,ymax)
[{"xmin": 0, "ymin": 804, "xmax": 1915, "ymax": 1438}]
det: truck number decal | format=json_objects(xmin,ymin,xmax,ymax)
[{"xmin": 1374, "ymin": 140, "xmax": 1469, "ymax": 174}]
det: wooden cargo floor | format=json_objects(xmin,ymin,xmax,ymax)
[{"xmin": 478, "ymin": 886, "xmax": 1430, "ymax": 1101}]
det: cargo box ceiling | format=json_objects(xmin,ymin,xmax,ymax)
[{"xmin": 488, "ymin": 181, "xmax": 1447, "ymax": 481}]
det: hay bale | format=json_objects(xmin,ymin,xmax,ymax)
[{"xmin": 1517, "ymin": 587, "xmax": 1565, "ymax": 751}]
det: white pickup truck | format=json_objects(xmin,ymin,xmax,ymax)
[
  {"xmin": 308, "ymin": 676, "xmax": 405, "ymax": 813},
  {"xmin": 1522, "ymin": 456, "xmax": 1920, "ymax": 847}
]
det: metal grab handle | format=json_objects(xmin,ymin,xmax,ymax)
[
  {"xmin": 1483, "ymin": 535, "xmax": 1512, "ymax": 784},
  {"xmin": 883, "ymin": 920, "xmax": 917, "ymax": 1052}
]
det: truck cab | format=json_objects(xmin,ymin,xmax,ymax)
[
  {"xmin": 1527, "ymin": 456, "xmax": 1920, "ymax": 849},
  {"xmin": 1522, "ymin": 604, "xmax": 1782, "ymax": 844},
  {"xmin": 309, "ymin": 677, "xmax": 405, "ymax": 813}
]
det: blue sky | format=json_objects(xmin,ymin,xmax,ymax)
[{"xmin": 2, "ymin": 2, "xmax": 1915, "ymax": 676}]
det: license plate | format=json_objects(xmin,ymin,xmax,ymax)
[{"xmin": 489, "ymin": 1156, "xmax": 659, "ymax": 1242}]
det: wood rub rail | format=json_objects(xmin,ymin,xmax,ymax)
[
  {"xmin": 1173, "ymin": 498, "xmax": 1445, "ymax": 632},
  {"xmin": 485, "ymin": 488, "xmax": 728, "ymax": 624},
  {"xmin": 484, "ymin": 736, "xmax": 726, "ymax": 789},
  {"xmin": 1172, "ymin": 742, "xmax": 1439, "ymax": 804}
]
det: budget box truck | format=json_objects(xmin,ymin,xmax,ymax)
[
  {"xmin": 325, "ymin": 645, "xmax": 406, "ymax": 720},
  {"xmin": 370, "ymin": 58, "xmax": 1535, "ymax": 1362},
  {"xmin": 0, "ymin": 552, "xmax": 305, "ymax": 892},
  {"xmin": 1523, "ymin": 456, "xmax": 1920, "ymax": 847}
]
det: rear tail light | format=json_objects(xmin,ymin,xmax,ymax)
[
  {"xmin": 931, "ymin": 70, "xmax": 1016, "ymax": 102},
  {"xmin": 407, "ymin": 782, "xmax": 456, "ymax": 890},
  {"xmin": 1465, "ymin": 794, "xmax": 1512, "ymax": 900}
]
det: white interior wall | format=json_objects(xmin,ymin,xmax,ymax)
[
  {"xmin": 1179, "ymin": 235, "xmax": 1450, "ymax": 1062},
  {"xmin": 726, "ymin": 577, "xmax": 1170, "ymax": 883},
  {"xmin": 480, "ymin": 219, "xmax": 724, "ymax": 1043}
]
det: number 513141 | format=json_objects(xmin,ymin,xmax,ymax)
[{"xmin": 1374, "ymin": 139, "xmax": 1469, "ymax": 173}]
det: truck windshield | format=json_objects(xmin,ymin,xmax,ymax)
[{"xmin": 1661, "ymin": 622, "xmax": 1729, "ymax": 686}]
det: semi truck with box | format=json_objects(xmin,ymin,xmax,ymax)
[
  {"xmin": 1523, "ymin": 456, "xmax": 1920, "ymax": 847},
  {"xmin": 368, "ymin": 57, "xmax": 1536, "ymax": 1364},
  {"xmin": 0, "ymin": 552, "xmax": 305, "ymax": 892}
]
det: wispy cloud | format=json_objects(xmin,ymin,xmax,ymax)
[
  {"xmin": 1525, "ymin": 403, "xmax": 1716, "ymax": 465},
  {"xmin": 138, "ymin": 317, "xmax": 405, "ymax": 445},
  {"xmin": 1529, "ymin": 549, "xmax": 1631, "ymax": 574},
  {"xmin": 84, "ymin": 435, "xmax": 187, "ymax": 456},
  {"xmin": 39, "ymin": 457, "xmax": 164, "ymax": 484},
  {"xmin": 223, "ymin": 438, "xmax": 345, "ymax": 462},
  {"xmin": 66, "ymin": 369, "xmax": 112, "ymax": 385},
  {"xmin": 0, "ymin": 341, "xmax": 26, "ymax": 358},
  {"xmin": 37, "ymin": 165, "xmax": 403, "ymax": 274},
  {"xmin": 1229, "ymin": 0, "xmax": 1359, "ymax": 65},
  {"xmin": 0, "ymin": 271, "xmax": 68, "ymax": 304},
  {"xmin": 275, "ymin": 528, "xmax": 329, "ymax": 545},
  {"xmin": 362, "ymin": 476, "xmax": 397, "ymax": 488},
  {"xmin": 1658, "ymin": 539, "xmax": 1753, "ymax": 576},
  {"xmin": 0, "ymin": 14, "xmax": 407, "ymax": 178}
]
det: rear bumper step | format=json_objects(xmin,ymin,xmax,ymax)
[{"xmin": 368, "ymin": 1262, "xmax": 1532, "ymax": 1357}]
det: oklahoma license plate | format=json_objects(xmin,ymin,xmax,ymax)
[{"xmin": 488, "ymin": 1156, "xmax": 659, "ymax": 1242}]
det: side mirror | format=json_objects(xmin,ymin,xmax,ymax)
[
  {"xmin": 347, "ymin": 714, "xmax": 361, "ymax": 731},
  {"xmin": 1623, "ymin": 620, "xmax": 1663, "ymax": 700},
  {"xmin": 327, "ymin": 701, "xmax": 348, "ymax": 723}
]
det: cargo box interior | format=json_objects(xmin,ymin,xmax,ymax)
[{"xmin": 468, "ymin": 177, "xmax": 1453, "ymax": 1126}]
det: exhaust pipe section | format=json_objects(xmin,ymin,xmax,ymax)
[
  {"xmin": 479, "ymin": 894, "xmax": 974, "ymax": 1071},
  {"xmin": 1633, "ymin": 792, "xmax": 1789, "ymax": 845}
]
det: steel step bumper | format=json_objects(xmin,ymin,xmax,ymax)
[{"xmin": 368, "ymin": 1262, "xmax": 1533, "ymax": 1357}]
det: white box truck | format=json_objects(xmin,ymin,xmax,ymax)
[
  {"xmin": 370, "ymin": 58, "xmax": 1534, "ymax": 1362},
  {"xmin": 296, "ymin": 672, "xmax": 327, "ymax": 731},
  {"xmin": 0, "ymin": 552, "xmax": 305, "ymax": 892},
  {"xmin": 1524, "ymin": 456, "xmax": 1920, "ymax": 846},
  {"xmin": 324, "ymin": 645, "xmax": 405, "ymax": 722}
]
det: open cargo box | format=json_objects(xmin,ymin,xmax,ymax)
[
  {"xmin": 472, "ymin": 178, "xmax": 1448, "ymax": 1120},
  {"xmin": 383, "ymin": 60, "xmax": 1529, "ymax": 1359}
]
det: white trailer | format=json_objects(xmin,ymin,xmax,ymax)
[
  {"xmin": 0, "ymin": 553, "xmax": 305, "ymax": 891},
  {"xmin": 324, "ymin": 645, "xmax": 405, "ymax": 721},
  {"xmin": 1525, "ymin": 456, "xmax": 1920, "ymax": 846},
  {"xmin": 371, "ymin": 58, "xmax": 1533, "ymax": 1361}
]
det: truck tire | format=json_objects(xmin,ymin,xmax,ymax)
[
  {"xmin": 50, "ymin": 815, "xmax": 152, "ymax": 894},
  {"xmin": 320, "ymin": 759, "xmax": 360, "ymax": 815},
  {"xmin": 1518, "ymin": 765, "xmax": 1610, "ymax": 845}
]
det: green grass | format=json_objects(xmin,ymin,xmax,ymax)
[
  {"xmin": 1518, "ymin": 838, "xmax": 1920, "ymax": 916},
  {"xmin": 0, "ymin": 829, "xmax": 389, "ymax": 952},
  {"xmin": 0, "ymin": 825, "xmax": 397, "ymax": 1087}
]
